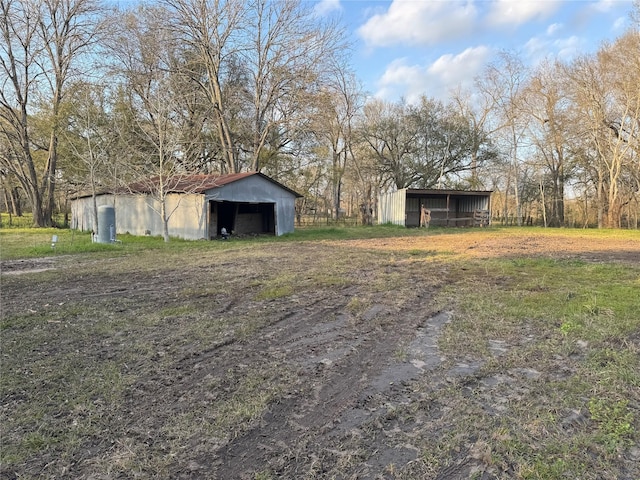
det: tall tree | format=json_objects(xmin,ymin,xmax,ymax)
[
  {"xmin": 243, "ymin": 0, "xmax": 345, "ymax": 172},
  {"xmin": 567, "ymin": 35, "xmax": 640, "ymax": 228},
  {"xmin": 359, "ymin": 99, "xmax": 419, "ymax": 190},
  {"xmin": 164, "ymin": 0, "xmax": 345, "ymax": 173},
  {"xmin": 164, "ymin": 0, "xmax": 244, "ymax": 173},
  {"xmin": 0, "ymin": 0, "xmax": 102, "ymax": 226},
  {"xmin": 110, "ymin": 6, "xmax": 206, "ymax": 241},
  {"xmin": 452, "ymin": 86, "xmax": 500, "ymax": 189},
  {"xmin": 521, "ymin": 59, "xmax": 573, "ymax": 227},
  {"xmin": 477, "ymin": 52, "xmax": 529, "ymax": 225},
  {"xmin": 311, "ymin": 63, "xmax": 363, "ymax": 220},
  {"xmin": 360, "ymin": 96, "xmax": 490, "ymax": 191},
  {"xmin": 599, "ymin": 31, "xmax": 640, "ymax": 228},
  {"xmin": 62, "ymin": 80, "xmax": 114, "ymax": 234}
]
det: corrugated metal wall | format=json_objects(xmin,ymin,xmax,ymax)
[
  {"xmin": 71, "ymin": 175, "xmax": 299, "ymax": 239},
  {"xmin": 208, "ymin": 175, "xmax": 297, "ymax": 236},
  {"xmin": 71, "ymin": 193, "xmax": 207, "ymax": 239},
  {"xmin": 457, "ymin": 196, "xmax": 489, "ymax": 212},
  {"xmin": 376, "ymin": 190, "xmax": 491, "ymax": 228},
  {"xmin": 378, "ymin": 189, "xmax": 407, "ymax": 225}
]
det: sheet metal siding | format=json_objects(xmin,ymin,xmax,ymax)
[
  {"xmin": 72, "ymin": 194, "xmax": 207, "ymax": 239},
  {"xmin": 378, "ymin": 189, "xmax": 407, "ymax": 225},
  {"xmin": 72, "ymin": 175, "xmax": 298, "ymax": 238},
  {"xmin": 205, "ymin": 174, "xmax": 297, "ymax": 236},
  {"xmin": 457, "ymin": 196, "xmax": 489, "ymax": 212}
]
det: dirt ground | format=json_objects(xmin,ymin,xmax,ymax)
[{"xmin": 1, "ymin": 230, "xmax": 639, "ymax": 479}]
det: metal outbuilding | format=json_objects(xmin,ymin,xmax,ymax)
[
  {"xmin": 71, "ymin": 172, "xmax": 302, "ymax": 239},
  {"xmin": 378, "ymin": 188, "xmax": 492, "ymax": 227}
]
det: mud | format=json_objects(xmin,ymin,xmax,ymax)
[{"xmin": 1, "ymin": 231, "xmax": 639, "ymax": 479}]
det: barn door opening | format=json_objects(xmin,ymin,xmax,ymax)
[
  {"xmin": 235, "ymin": 202, "xmax": 275, "ymax": 235},
  {"xmin": 217, "ymin": 201, "xmax": 236, "ymax": 235}
]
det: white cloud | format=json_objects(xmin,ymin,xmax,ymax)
[
  {"xmin": 487, "ymin": 0, "xmax": 561, "ymax": 27},
  {"xmin": 612, "ymin": 16, "xmax": 629, "ymax": 31},
  {"xmin": 524, "ymin": 34, "xmax": 585, "ymax": 62},
  {"xmin": 313, "ymin": 0, "xmax": 341, "ymax": 16},
  {"xmin": 375, "ymin": 46, "xmax": 492, "ymax": 102},
  {"xmin": 554, "ymin": 36, "xmax": 585, "ymax": 60},
  {"xmin": 592, "ymin": 0, "xmax": 617, "ymax": 13},
  {"xmin": 523, "ymin": 16, "xmax": 586, "ymax": 63},
  {"xmin": 428, "ymin": 46, "xmax": 492, "ymax": 85},
  {"xmin": 375, "ymin": 59, "xmax": 424, "ymax": 101},
  {"xmin": 570, "ymin": 0, "xmax": 632, "ymax": 31},
  {"xmin": 546, "ymin": 23, "xmax": 563, "ymax": 36},
  {"xmin": 358, "ymin": 0, "xmax": 477, "ymax": 47}
]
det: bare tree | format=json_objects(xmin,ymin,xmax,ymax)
[
  {"xmin": 0, "ymin": 0, "xmax": 102, "ymax": 226},
  {"xmin": 477, "ymin": 52, "xmax": 529, "ymax": 226},
  {"xmin": 243, "ymin": 0, "xmax": 345, "ymax": 172},
  {"xmin": 110, "ymin": 6, "xmax": 206, "ymax": 242},
  {"xmin": 311, "ymin": 62, "xmax": 363, "ymax": 220},
  {"xmin": 63, "ymin": 81, "xmax": 115, "ymax": 234},
  {"xmin": 164, "ymin": 0, "xmax": 345, "ymax": 174},
  {"xmin": 451, "ymin": 86, "xmax": 500, "ymax": 189},
  {"xmin": 1, "ymin": 0, "xmax": 45, "ymax": 225},
  {"xmin": 567, "ymin": 34, "xmax": 640, "ymax": 228},
  {"xmin": 521, "ymin": 59, "xmax": 574, "ymax": 227},
  {"xmin": 163, "ymin": 0, "xmax": 245, "ymax": 173}
]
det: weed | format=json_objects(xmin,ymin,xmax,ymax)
[
  {"xmin": 346, "ymin": 296, "xmax": 366, "ymax": 315},
  {"xmin": 254, "ymin": 470, "xmax": 275, "ymax": 480},
  {"xmin": 588, "ymin": 398, "xmax": 634, "ymax": 453},
  {"xmin": 255, "ymin": 273, "xmax": 296, "ymax": 300},
  {"xmin": 560, "ymin": 318, "xmax": 583, "ymax": 335},
  {"xmin": 257, "ymin": 284, "xmax": 293, "ymax": 300},
  {"xmin": 393, "ymin": 344, "xmax": 409, "ymax": 362}
]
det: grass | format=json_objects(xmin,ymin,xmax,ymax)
[
  {"xmin": 1, "ymin": 225, "xmax": 639, "ymax": 478},
  {"xmin": 0, "ymin": 223, "xmax": 416, "ymax": 261},
  {"xmin": 433, "ymin": 255, "xmax": 640, "ymax": 478}
]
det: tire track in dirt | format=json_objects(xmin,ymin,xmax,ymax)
[{"xmin": 212, "ymin": 298, "xmax": 444, "ymax": 479}]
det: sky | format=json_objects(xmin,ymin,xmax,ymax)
[{"xmin": 312, "ymin": 0, "xmax": 635, "ymax": 103}]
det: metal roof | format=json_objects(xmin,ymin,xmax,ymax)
[
  {"xmin": 125, "ymin": 172, "xmax": 256, "ymax": 194},
  {"xmin": 73, "ymin": 172, "xmax": 302, "ymax": 199},
  {"xmin": 405, "ymin": 188, "xmax": 492, "ymax": 196}
]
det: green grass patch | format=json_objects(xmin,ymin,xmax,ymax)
[
  {"xmin": 255, "ymin": 273, "xmax": 296, "ymax": 300},
  {"xmin": 435, "ymin": 255, "xmax": 640, "ymax": 476}
]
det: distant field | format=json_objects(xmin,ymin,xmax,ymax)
[{"xmin": 1, "ymin": 227, "xmax": 639, "ymax": 479}]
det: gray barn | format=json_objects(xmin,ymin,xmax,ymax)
[
  {"xmin": 71, "ymin": 172, "xmax": 302, "ymax": 239},
  {"xmin": 378, "ymin": 188, "xmax": 492, "ymax": 227}
]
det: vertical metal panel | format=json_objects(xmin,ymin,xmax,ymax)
[
  {"xmin": 71, "ymin": 194, "xmax": 116, "ymax": 233},
  {"xmin": 452, "ymin": 196, "xmax": 490, "ymax": 213},
  {"xmin": 378, "ymin": 189, "xmax": 407, "ymax": 226}
]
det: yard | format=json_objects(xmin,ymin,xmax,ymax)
[{"xmin": 1, "ymin": 227, "xmax": 639, "ymax": 479}]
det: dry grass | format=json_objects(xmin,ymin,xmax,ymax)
[{"xmin": 1, "ymin": 227, "xmax": 639, "ymax": 479}]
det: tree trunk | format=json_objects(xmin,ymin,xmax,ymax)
[
  {"xmin": 161, "ymin": 196, "xmax": 170, "ymax": 243},
  {"xmin": 539, "ymin": 177, "xmax": 547, "ymax": 227},
  {"xmin": 42, "ymin": 131, "xmax": 59, "ymax": 226},
  {"xmin": 597, "ymin": 165, "xmax": 605, "ymax": 229}
]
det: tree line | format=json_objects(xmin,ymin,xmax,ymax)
[{"xmin": 1, "ymin": 0, "xmax": 639, "ymax": 229}]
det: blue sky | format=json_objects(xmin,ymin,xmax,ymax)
[{"xmin": 313, "ymin": 0, "xmax": 635, "ymax": 102}]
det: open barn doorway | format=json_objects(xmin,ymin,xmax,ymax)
[
  {"xmin": 209, "ymin": 200, "xmax": 276, "ymax": 237},
  {"xmin": 217, "ymin": 201, "xmax": 236, "ymax": 235},
  {"xmin": 236, "ymin": 202, "xmax": 275, "ymax": 235}
]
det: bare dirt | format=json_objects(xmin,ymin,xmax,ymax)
[{"xmin": 1, "ymin": 230, "xmax": 639, "ymax": 479}]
